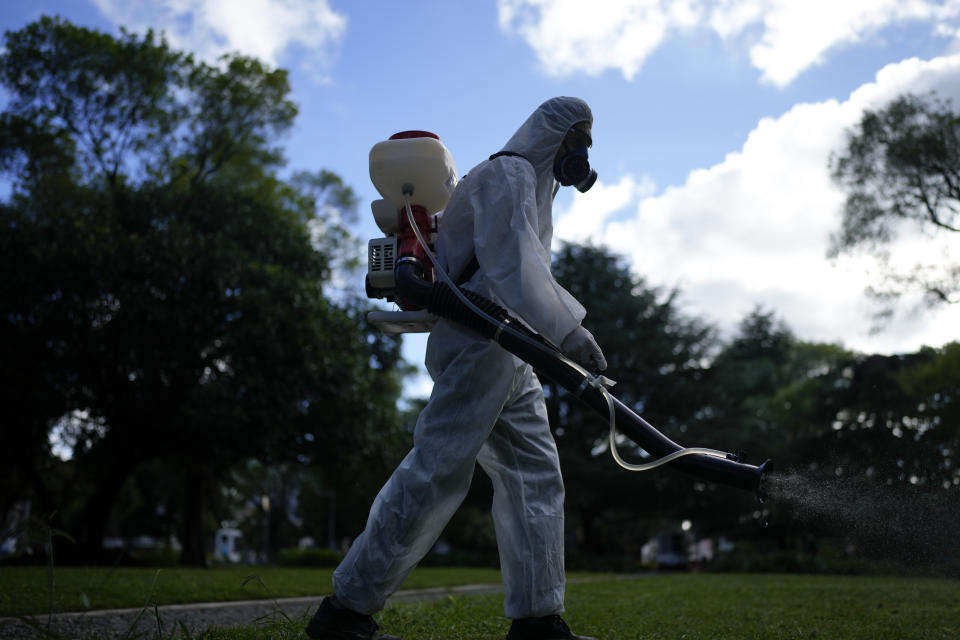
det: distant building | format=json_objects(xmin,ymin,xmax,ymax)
[{"xmin": 214, "ymin": 528, "xmax": 243, "ymax": 563}]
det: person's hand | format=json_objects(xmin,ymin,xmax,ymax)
[{"xmin": 561, "ymin": 325, "xmax": 607, "ymax": 372}]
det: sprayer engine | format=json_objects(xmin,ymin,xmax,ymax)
[{"xmin": 364, "ymin": 130, "xmax": 458, "ymax": 332}]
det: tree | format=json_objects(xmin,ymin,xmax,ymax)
[
  {"xmin": 547, "ymin": 243, "xmax": 718, "ymax": 557},
  {"xmin": 763, "ymin": 342, "xmax": 960, "ymax": 566},
  {"xmin": 0, "ymin": 17, "xmax": 407, "ymax": 564},
  {"xmin": 700, "ymin": 309, "xmax": 847, "ymax": 464},
  {"xmin": 829, "ymin": 92, "xmax": 960, "ymax": 315},
  {"xmin": 695, "ymin": 309, "xmax": 856, "ymax": 539},
  {"xmin": 805, "ymin": 344, "xmax": 960, "ymax": 490},
  {"xmin": 897, "ymin": 342, "xmax": 960, "ymax": 491}
]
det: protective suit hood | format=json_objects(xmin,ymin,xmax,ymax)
[{"xmin": 498, "ymin": 96, "xmax": 593, "ymax": 188}]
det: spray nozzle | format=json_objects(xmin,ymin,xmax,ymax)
[{"xmin": 755, "ymin": 459, "xmax": 774, "ymax": 503}]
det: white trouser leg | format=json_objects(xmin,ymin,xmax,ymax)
[
  {"xmin": 477, "ymin": 368, "xmax": 565, "ymax": 619},
  {"xmin": 333, "ymin": 328, "xmax": 524, "ymax": 614}
]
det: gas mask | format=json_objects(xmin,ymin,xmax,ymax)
[{"xmin": 554, "ymin": 125, "xmax": 598, "ymax": 193}]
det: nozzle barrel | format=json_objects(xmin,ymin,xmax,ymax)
[{"xmin": 602, "ymin": 395, "xmax": 770, "ymax": 494}]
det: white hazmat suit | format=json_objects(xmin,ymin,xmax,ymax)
[{"xmin": 333, "ymin": 97, "xmax": 595, "ymax": 620}]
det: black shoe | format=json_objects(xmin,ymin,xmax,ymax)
[
  {"xmin": 506, "ymin": 614, "xmax": 597, "ymax": 640},
  {"xmin": 305, "ymin": 596, "xmax": 401, "ymax": 640}
]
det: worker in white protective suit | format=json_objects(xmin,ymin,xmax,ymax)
[{"xmin": 307, "ymin": 97, "xmax": 605, "ymax": 640}]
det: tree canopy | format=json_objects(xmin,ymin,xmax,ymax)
[
  {"xmin": 830, "ymin": 92, "xmax": 960, "ymax": 313},
  {"xmin": 0, "ymin": 16, "xmax": 407, "ymax": 564},
  {"xmin": 544, "ymin": 244, "xmax": 957, "ymax": 566},
  {"xmin": 547, "ymin": 243, "xmax": 718, "ymax": 555}
]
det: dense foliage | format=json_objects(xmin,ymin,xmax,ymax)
[
  {"xmin": 549, "ymin": 246, "xmax": 959, "ymax": 566},
  {"xmin": 0, "ymin": 17, "xmax": 408, "ymax": 565}
]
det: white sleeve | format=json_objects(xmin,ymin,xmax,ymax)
[{"xmin": 471, "ymin": 158, "xmax": 586, "ymax": 346}]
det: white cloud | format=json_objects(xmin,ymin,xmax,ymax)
[
  {"xmin": 498, "ymin": 0, "xmax": 960, "ymax": 86},
  {"xmin": 498, "ymin": 0, "xmax": 702, "ymax": 80},
  {"xmin": 554, "ymin": 54, "xmax": 960, "ymax": 353},
  {"xmin": 727, "ymin": 0, "xmax": 959, "ymax": 87},
  {"xmin": 92, "ymin": 0, "xmax": 346, "ymax": 77},
  {"xmin": 553, "ymin": 174, "xmax": 655, "ymax": 245}
]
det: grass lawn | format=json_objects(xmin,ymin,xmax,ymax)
[
  {"xmin": 2, "ymin": 568, "xmax": 958, "ymax": 639},
  {"xmin": 373, "ymin": 574, "xmax": 960, "ymax": 640},
  {"xmin": 0, "ymin": 565, "xmax": 513, "ymax": 617},
  {"xmin": 374, "ymin": 574, "xmax": 960, "ymax": 640},
  {"xmin": 249, "ymin": 573, "xmax": 957, "ymax": 640}
]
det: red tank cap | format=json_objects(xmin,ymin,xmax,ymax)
[{"xmin": 389, "ymin": 130, "xmax": 440, "ymax": 140}]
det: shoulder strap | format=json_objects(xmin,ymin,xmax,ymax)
[
  {"xmin": 454, "ymin": 255, "xmax": 480, "ymax": 286},
  {"xmin": 489, "ymin": 151, "xmax": 530, "ymax": 162}
]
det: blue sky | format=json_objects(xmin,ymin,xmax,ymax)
[{"xmin": 3, "ymin": 1, "xmax": 960, "ymax": 397}]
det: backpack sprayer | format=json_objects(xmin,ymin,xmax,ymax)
[{"xmin": 364, "ymin": 131, "xmax": 771, "ymax": 497}]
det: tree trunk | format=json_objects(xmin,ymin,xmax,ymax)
[
  {"xmin": 580, "ymin": 506, "xmax": 598, "ymax": 555},
  {"xmin": 72, "ymin": 463, "xmax": 137, "ymax": 562},
  {"xmin": 179, "ymin": 458, "xmax": 209, "ymax": 566}
]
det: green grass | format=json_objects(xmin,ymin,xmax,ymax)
[
  {"xmin": 0, "ymin": 565, "xmax": 512, "ymax": 617},
  {"xmin": 63, "ymin": 573, "xmax": 960, "ymax": 640},
  {"xmin": 3, "ymin": 569, "xmax": 958, "ymax": 639},
  {"xmin": 376, "ymin": 574, "xmax": 956, "ymax": 640}
]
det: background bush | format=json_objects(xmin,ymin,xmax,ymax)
[{"xmin": 274, "ymin": 547, "xmax": 343, "ymax": 567}]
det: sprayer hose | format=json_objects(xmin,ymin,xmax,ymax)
[{"xmin": 396, "ymin": 194, "xmax": 769, "ymax": 492}]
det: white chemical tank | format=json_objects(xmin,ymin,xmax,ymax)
[{"xmin": 369, "ymin": 131, "xmax": 457, "ymax": 215}]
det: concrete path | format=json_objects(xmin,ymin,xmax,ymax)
[{"xmin": 0, "ymin": 582, "xmax": 510, "ymax": 639}]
